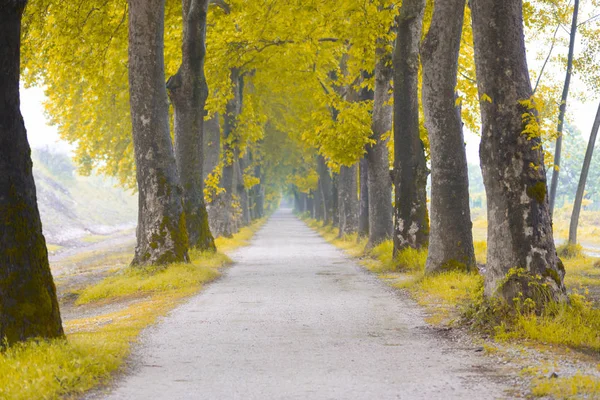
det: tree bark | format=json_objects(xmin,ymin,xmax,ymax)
[
  {"xmin": 317, "ymin": 155, "xmax": 334, "ymax": 225},
  {"xmin": 471, "ymin": 0, "xmax": 566, "ymax": 302},
  {"xmin": 569, "ymin": 101, "xmax": 600, "ymax": 244},
  {"xmin": 367, "ymin": 52, "xmax": 394, "ymax": 248},
  {"xmin": 128, "ymin": 0, "xmax": 189, "ymax": 265},
  {"xmin": 202, "ymin": 114, "xmax": 221, "ymax": 182},
  {"xmin": 0, "ymin": 0, "xmax": 64, "ymax": 345},
  {"xmin": 548, "ymin": 0, "xmax": 580, "ymax": 216},
  {"xmin": 393, "ymin": 0, "xmax": 429, "ymax": 254},
  {"xmin": 358, "ymin": 157, "xmax": 370, "ymax": 238},
  {"xmin": 338, "ymin": 164, "xmax": 359, "ymax": 237},
  {"xmin": 332, "ymin": 171, "xmax": 340, "ymax": 227},
  {"xmin": 422, "ymin": 0, "xmax": 475, "ymax": 273},
  {"xmin": 237, "ymin": 151, "xmax": 251, "ymax": 226},
  {"xmin": 217, "ymin": 68, "xmax": 243, "ymax": 237},
  {"xmin": 167, "ymin": 0, "xmax": 215, "ymax": 252}
]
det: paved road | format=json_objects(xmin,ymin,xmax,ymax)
[{"xmin": 99, "ymin": 208, "xmax": 509, "ymax": 399}]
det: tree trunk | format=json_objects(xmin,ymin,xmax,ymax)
[
  {"xmin": 393, "ymin": 0, "xmax": 429, "ymax": 254},
  {"xmin": 218, "ymin": 68, "xmax": 242, "ymax": 237},
  {"xmin": 548, "ymin": 0, "xmax": 580, "ymax": 216},
  {"xmin": 128, "ymin": 0, "xmax": 189, "ymax": 265},
  {"xmin": 422, "ymin": 0, "xmax": 475, "ymax": 273},
  {"xmin": 332, "ymin": 171, "xmax": 340, "ymax": 227},
  {"xmin": 471, "ymin": 0, "xmax": 566, "ymax": 303},
  {"xmin": 314, "ymin": 185, "xmax": 324, "ymax": 220},
  {"xmin": 0, "ymin": 0, "xmax": 64, "ymax": 345},
  {"xmin": 569, "ymin": 101, "xmax": 600, "ymax": 244},
  {"xmin": 358, "ymin": 157, "xmax": 369, "ymax": 238},
  {"xmin": 167, "ymin": 0, "xmax": 215, "ymax": 252},
  {"xmin": 367, "ymin": 52, "xmax": 394, "ymax": 248},
  {"xmin": 202, "ymin": 114, "xmax": 221, "ymax": 182},
  {"xmin": 253, "ymin": 162, "xmax": 264, "ymax": 218},
  {"xmin": 338, "ymin": 164, "xmax": 359, "ymax": 237},
  {"xmin": 307, "ymin": 192, "xmax": 315, "ymax": 219},
  {"xmin": 237, "ymin": 151, "xmax": 251, "ymax": 226},
  {"xmin": 317, "ymin": 155, "xmax": 333, "ymax": 225}
]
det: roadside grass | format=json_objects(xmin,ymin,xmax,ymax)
[{"xmin": 0, "ymin": 218, "xmax": 267, "ymax": 400}]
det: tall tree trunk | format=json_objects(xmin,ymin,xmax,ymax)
[
  {"xmin": 219, "ymin": 68, "xmax": 242, "ymax": 237},
  {"xmin": 253, "ymin": 161, "xmax": 264, "ymax": 218},
  {"xmin": 338, "ymin": 164, "xmax": 359, "ymax": 237},
  {"xmin": 422, "ymin": 0, "xmax": 475, "ymax": 273},
  {"xmin": 237, "ymin": 151, "xmax": 251, "ymax": 226},
  {"xmin": 128, "ymin": 0, "xmax": 189, "ymax": 265},
  {"xmin": 167, "ymin": 0, "xmax": 215, "ymax": 252},
  {"xmin": 317, "ymin": 155, "xmax": 333, "ymax": 225},
  {"xmin": 332, "ymin": 171, "xmax": 340, "ymax": 227},
  {"xmin": 393, "ymin": 0, "xmax": 429, "ymax": 254},
  {"xmin": 314, "ymin": 185, "xmax": 324, "ymax": 221},
  {"xmin": 202, "ymin": 114, "xmax": 221, "ymax": 182},
  {"xmin": 358, "ymin": 157, "xmax": 370, "ymax": 238},
  {"xmin": 548, "ymin": 0, "xmax": 580, "ymax": 216},
  {"xmin": 0, "ymin": 0, "xmax": 64, "ymax": 345},
  {"xmin": 367, "ymin": 52, "xmax": 394, "ymax": 248},
  {"xmin": 307, "ymin": 192, "xmax": 315, "ymax": 219},
  {"xmin": 569, "ymin": 101, "xmax": 600, "ymax": 244},
  {"xmin": 471, "ymin": 0, "xmax": 566, "ymax": 303}
]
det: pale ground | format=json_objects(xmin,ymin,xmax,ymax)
[{"xmin": 93, "ymin": 208, "xmax": 513, "ymax": 400}]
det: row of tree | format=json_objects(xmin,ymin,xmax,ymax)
[{"xmin": 2, "ymin": 0, "xmax": 600, "ymax": 347}]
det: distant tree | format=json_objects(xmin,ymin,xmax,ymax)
[{"xmin": 0, "ymin": 0, "xmax": 64, "ymax": 345}]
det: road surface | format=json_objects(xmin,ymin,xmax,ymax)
[{"xmin": 98, "ymin": 208, "xmax": 510, "ymax": 399}]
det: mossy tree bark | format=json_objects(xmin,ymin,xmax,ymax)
[
  {"xmin": 471, "ymin": 0, "xmax": 566, "ymax": 302},
  {"xmin": 392, "ymin": 0, "xmax": 429, "ymax": 254},
  {"xmin": 0, "ymin": 0, "xmax": 64, "ymax": 345},
  {"xmin": 338, "ymin": 164, "xmax": 359, "ymax": 237},
  {"xmin": 422, "ymin": 0, "xmax": 475, "ymax": 273},
  {"xmin": 367, "ymin": 52, "xmax": 393, "ymax": 248},
  {"xmin": 167, "ymin": 0, "xmax": 215, "ymax": 252},
  {"xmin": 128, "ymin": 0, "xmax": 189, "ymax": 265}
]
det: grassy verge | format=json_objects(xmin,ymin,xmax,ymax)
[
  {"xmin": 0, "ymin": 218, "xmax": 266, "ymax": 400},
  {"xmin": 303, "ymin": 217, "xmax": 600, "ymax": 398}
]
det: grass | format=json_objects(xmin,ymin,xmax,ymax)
[
  {"xmin": 75, "ymin": 250, "xmax": 228, "ymax": 304},
  {"xmin": 530, "ymin": 373, "xmax": 600, "ymax": 398},
  {"xmin": 0, "ymin": 217, "xmax": 267, "ymax": 400}
]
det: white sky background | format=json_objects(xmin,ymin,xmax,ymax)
[{"xmin": 21, "ymin": 5, "xmax": 600, "ymax": 166}]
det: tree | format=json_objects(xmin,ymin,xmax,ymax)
[
  {"xmin": 569, "ymin": 101, "xmax": 600, "ymax": 244},
  {"xmin": 128, "ymin": 0, "xmax": 189, "ymax": 265},
  {"xmin": 471, "ymin": 0, "xmax": 566, "ymax": 303},
  {"xmin": 548, "ymin": 0, "xmax": 581, "ymax": 216},
  {"xmin": 367, "ymin": 51, "xmax": 394, "ymax": 248},
  {"xmin": 0, "ymin": 0, "xmax": 64, "ymax": 344},
  {"xmin": 167, "ymin": 0, "xmax": 216, "ymax": 252},
  {"xmin": 358, "ymin": 156, "xmax": 369, "ymax": 238},
  {"xmin": 393, "ymin": 0, "xmax": 429, "ymax": 254},
  {"xmin": 422, "ymin": 0, "xmax": 475, "ymax": 273},
  {"xmin": 338, "ymin": 164, "xmax": 359, "ymax": 236}
]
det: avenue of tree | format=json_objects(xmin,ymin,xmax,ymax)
[{"xmin": 1, "ymin": 0, "xmax": 600, "ymax": 345}]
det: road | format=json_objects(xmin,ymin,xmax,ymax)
[{"xmin": 98, "ymin": 208, "xmax": 510, "ymax": 399}]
